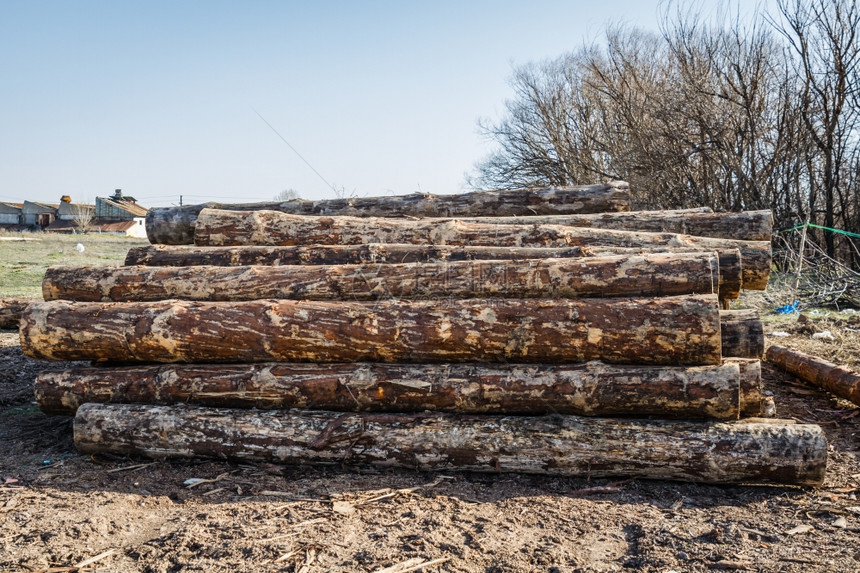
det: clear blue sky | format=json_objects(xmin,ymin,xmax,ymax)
[{"xmin": 0, "ymin": 1, "xmax": 667, "ymax": 208}]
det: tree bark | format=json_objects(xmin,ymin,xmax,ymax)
[
  {"xmin": 720, "ymin": 310, "xmax": 764, "ymax": 359},
  {"xmin": 193, "ymin": 209, "xmax": 771, "ymax": 290},
  {"xmin": 73, "ymin": 403, "xmax": 827, "ymax": 486},
  {"xmin": 123, "ymin": 244, "xmax": 744, "ymax": 300},
  {"xmin": 448, "ymin": 209, "xmax": 772, "ymax": 242},
  {"xmin": 20, "ymin": 295, "xmax": 723, "ymax": 366},
  {"xmin": 35, "ymin": 360, "xmax": 752, "ymax": 420},
  {"xmin": 44, "ymin": 253, "xmax": 720, "ymax": 303},
  {"xmin": 766, "ymin": 345, "xmax": 860, "ymax": 407},
  {"xmin": 125, "ymin": 243, "xmax": 591, "ymax": 267},
  {"xmin": 145, "ymin": 181, "xmax": 631, "ymax": 245},
  {"xmin": 0, "ymin": 298, "xmax": 30, "ymax": 330},
  {"xmin": 723, "ymin": 358, "xmax": 768, "ymax": 417}
]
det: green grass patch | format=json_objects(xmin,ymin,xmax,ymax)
[{"xmin": 0, "ymin": 231, "xmax": 149, "ymax": 298}]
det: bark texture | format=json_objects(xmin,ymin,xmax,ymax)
[
  {"xmin": 724, "ymin": 358, "xmax": 768, "ymax": 417},
  {"xmin": 720, "ymin": 310, "xmax": 765, "ymax": 359},
  {"xmin": 124, "ymin": 244, "xmax": 744, "ymax": 300},
  {"xmin": 145, "ymin": 182, "xmax": 631, "ymax": 245},
  {"xmin": 20, "ymin": 295, "xmax": 723, "ymax": 365},
  {"xmin": 766, "ymin": 345, "xmax": 860, "ymax": 406},
  {"xmin": 44, "ymin": 253, "xmax": 720, "ymax": 303},
  {"xmin": 73, "ymin": 403, "xmax": 828, "ymax": 486},
  {"xmin": 125, "ymin": 244, "xmax": 592, "ymax": 267},
  {"xmin": 194, "ymin": 209, "xmax": 771, "ymax": 290},
  {"xmin": 35, "ymin": 361, "xmax": 750, "ymax": 419},
  {"xmin": 448, "ymin": 209, "xmax": 772, "ymax": 242},
  {"xmin": 0, "ymin": 298, "xmax": 30, "ymax": 329}
]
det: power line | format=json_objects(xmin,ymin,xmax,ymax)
[{"xmin": 252, "ymin": 108, "xmax": 337, "ymax": 195}]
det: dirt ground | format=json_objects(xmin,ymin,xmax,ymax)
[{"xmin": 1, "ymin": 315, "xmax": 859, "ymax": 572}]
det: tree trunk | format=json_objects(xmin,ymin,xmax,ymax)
[
  {"xmin": 723, "ymin": 358, "xmax": 768, "ymax": 417},
  {"xmin": 719, "ymin": 310, "xmax": 764, "ymax": 359},
  {"xmin": 146, "ymin": 182, "xmax": 631, "ymax": 245},
  {"xmin": 766, "ymin": 345, "xmax": 860, "ymax": 406},
  {"xmin": 123, "ymin": 244, "xmax": 745, "ymax": 300},
  {"xmin": 450, "ymin": 209, "xmax": 772, "ymax": 241},
  {"xmin": 20, "ymin": 295, "xmax": 723, "ymax": 366},
  {"xmin": 35, "ymin": 360, "xmax": 753, "ymax": 420},
  {"xmin": 125, "ymin": 243, "xmax": 590, "ymax": 267},
  {"xmin": 73, "ymin": 403, "xmax": 827, "ymax": 486},
  {"xmin": 0, "ymin": 298, "xmax": 30, "ymax": 330},
  {"xmin": 193, "ymin": 209, "xmax": 771, "ymax": 290},
  {"xmin": 44, "ymin": 253, "xmax": 720, "ymax": 303}
]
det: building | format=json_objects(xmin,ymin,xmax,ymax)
[
  {"xmin": 21, "ymin": 201, "xmax": 59, "ymax": 227},
  {"xmin": 57, "ymin": 196, "xmax": 94, "ymax": 221},
  {"xmin": 0, "ymin": 202, "xmax": 22, "ymax": 225},
  {"xmin": 95, "ymin": 189, "xmax": 148, "ymax": 221}
]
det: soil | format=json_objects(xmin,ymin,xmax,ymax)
[{"xmin": 1, "ymin": 320, "xmax": 858, "ymax": 573}]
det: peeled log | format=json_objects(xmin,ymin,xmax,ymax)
[
  {"xmin": 145, "ymin": 181, "xmax": 631, "ymax": 245},
  {"xmin": 73, "ymin": 403, "xmax": 827, "ymax": 486},
  {"xmin": 125, "ymin": 244, "xmax": 591, "ymax": 267},
  {"xmin": 124, "ymin": 244, "xmax": 744, "ymax": 300},
  {"xmin": 0, "ymin": 298, "xmax": 31, "ymax": 329},
  {"xmin": 20, "ymin": 295, "xmax": 723, "ymax": 365},
  {"xmin": 449, "ymin": 209, "xmax": 772, "ymax": 242},
  {"xmin": 43, "ymin": 253, "xmax": 720, "ymax": 303},
  {"xmin": 720, "ymin": 310, "xmax": 764, "ymax": 359},
  {"xmin": 35, "ymin": 361, "xmax": 750, "ymax": 420},
  {"xmin": 194, "ymin": 209, "xmax": 771, "ymax": 290},
  {"xmin": 767, "ymin": 345, "xmax": 860, "ymax": 406}
]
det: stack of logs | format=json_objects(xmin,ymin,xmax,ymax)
[{"xmin": 21, "ymin": 181, "xmax": 828, "ymax": 486}]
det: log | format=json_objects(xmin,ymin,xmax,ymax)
[
  {"xmin": 0, "ymin": 298, "xmax": 31, "ymax": 330},
  {"xmin": 449, "ymin": 209, "xmax": 772, "ymax": 242},
  {"xmin": 35, "ymin": 361, "xmax": 750, "ymax": 419},
  {"xmin": 43, "ymin": 253, "xmax": 721, "ymax": 303},
  {"xmin": 145, "ymin": 181, "xmax": 631, "ymax": 245},
  {"xmin": 73, "ymin": 403, "xmax": 828, "ymax": 486},
  {"xmin": 720, "ymin": 310, "xmax": 764, "ymax": 359},
  {"xmin": 20, "ymin": 295, "xmax": 723, "ymax": 365},
  {"xmin": 194, "ymin": 209, "xmax": 771, "ymax": 289},
  {"xmin": 723, "ymin": 358, "xmax": 768, "ymax": 417},
  {"xmin": 766, "ymin": 345, "xmax": 860, "ymax": 406},
  {"xmin": 125, "ymin": 243, "xmax": 592, "ymax": 267},
  {"xmin": 124, "ymin": 244, "xmax": 745, "ymax": 300}
]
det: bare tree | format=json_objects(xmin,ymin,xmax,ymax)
[
  {"xmin": 71, "ymin": 204, "xmax": 95, "ymax": 233},
  {"xmin": 274, "ymin": 189, "xmax": 300, "ymax": 201}
]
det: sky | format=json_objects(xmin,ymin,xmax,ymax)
[{"xmin": 1, "ymin": 1, "xmax": 670, "ymax": 208}]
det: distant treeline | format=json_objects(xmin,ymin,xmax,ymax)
[{"xmin": 472, "ymin": 0, "xmax": 860, "ymax": 268}]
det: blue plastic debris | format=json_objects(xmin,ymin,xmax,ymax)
[{"xmin": 775, "ymin": 300, "xmax": 800, "ymax": 314}]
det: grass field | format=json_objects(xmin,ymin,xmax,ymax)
[{"xmin": 0, "ymin": 231, "xmax": 149, "ymax": 298}]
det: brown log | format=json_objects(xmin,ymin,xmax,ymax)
[
  {"xmin": 145, "ymin": 181, "xmax": 631, "ymax": 245},
  {"xmin": 20, "ymin": 295, "xmax": 723, "ymax": 365},
  {"xmin": 766, "ymin": 345, "xmax": 860, "ymax": 406},
  {"xmin": 449, "ymin": 209, "xmax": 772, "ymax": 241},
  {"xmin": 194, "ymin": 209, "xmax": 771, "ymax": 290},
  {"xmin": 124, "ymin": 244, "xmax": 745, "ymax": 300},
  {"xmin": 720, "ymin": 310, "xmax": 764, "ymax": 359},
  {"xmin": 0, "ymin": 298, "xmax": 31, "ymax": 330},
  {"xmin": 73, "ymin": 403, "xmax": 827, "ymax": 486},
  {"xmin": 723, "ymin": 358, "xmax": 768, "ymax": 417},
  {"xmin": 44, "ymin": 253, "xmax": 720, "ymax": 303},
  {"xmin": 125, "ymin": 243, "xmax": 591, "ymax": 266},
  {"xmin": 35, "ymin": 361, "xmax": 748, "ymax": 419}
]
